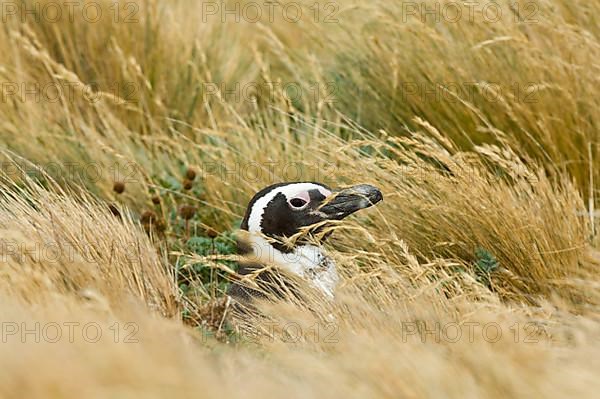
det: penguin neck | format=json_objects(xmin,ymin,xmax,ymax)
[{"xmin": 246, "ymin": 233, "xmax": 339, "ymax": 298}]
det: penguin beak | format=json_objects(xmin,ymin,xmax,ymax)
[{"xmin": 318, "ymin": 184, "xmax": 383, "ymax": 220}]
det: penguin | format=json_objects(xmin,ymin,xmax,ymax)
[{"xmin": 227, "ymin": 182, "xmax": 383, "ymax": 303}]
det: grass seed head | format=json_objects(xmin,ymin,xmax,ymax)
[
  {"xmin": 185, "ymin": 167, "xmax": 197, "ymax": 181},
  {"xmin": 113, "ymin": 181, "xmax": 125, "ymax": 194},
  {"xmin": 179, "ymin": 205, "xmax": 196, "ymax": 220},
  {"xmin": 183, "ymin": 179, "xmax": 193, "ymax": 190},
  {"xmin": 140, "ymin": 210, "xmax": 157, "ymax": 225}
]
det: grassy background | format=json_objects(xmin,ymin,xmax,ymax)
[{"xmin": 0, "ymin": 0, "xmax": 600, "ymax": 397}]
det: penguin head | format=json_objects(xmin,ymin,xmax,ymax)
[{"xmin": 240, "ymin": 182, "xmax": 383, "ymax": 251}]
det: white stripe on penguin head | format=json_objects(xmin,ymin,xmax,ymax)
[{"xmin": 247, "ymin": 183, "xmax": 332, "ymax": 233}]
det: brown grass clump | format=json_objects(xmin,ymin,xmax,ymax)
[{"xmin": 0, "ymin": 169, "xmax": 177, "ymax": 316}]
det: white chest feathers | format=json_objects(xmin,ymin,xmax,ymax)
[{"xmin": 247, "ymin": 235, "xmax": 339, "ymax": 298}]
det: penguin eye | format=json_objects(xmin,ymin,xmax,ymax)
[{"xmin": 288, "ymin": 197, "xmax": 309, "ymax": 209}]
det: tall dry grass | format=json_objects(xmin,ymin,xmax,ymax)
[{"xmin": 0, "ymin": 0, "xmax": 599, "ymax": 397}]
